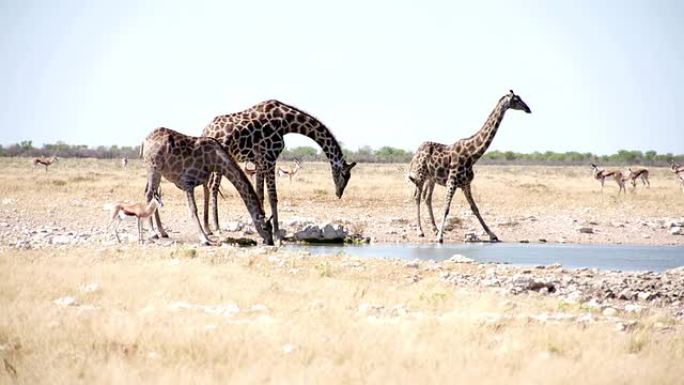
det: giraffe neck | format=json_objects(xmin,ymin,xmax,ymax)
[
  {"xmin": 277, "ymin": 103, "xmax": 346, "ymax": 169},
  {"xmin": 463, "ymin": 96, "xmax": 510, "ymax": 162},
  {"xmin": 214, "ymin": 148, "xmax": 265, "ymax": 220}
]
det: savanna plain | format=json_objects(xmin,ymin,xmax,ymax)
[{"xmin": 1, "ymin": 158, "xmax": 683, "ymax": 384}]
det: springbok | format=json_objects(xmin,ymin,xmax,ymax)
[
  {"xmin": 591, "ymin": 163, "xmax": 626, "ymax": 194},
  {"xmin": 32, "ymin": 156, "xmax": 58, "ymax": 172},
  {"xmin": 672, "ymin": 162, "xmax": 684, "ymax": 191},
  {"xmin": 104, "ymin": 190, "xmax": 163, "ymax": 244},
  {"xmin": 625, "ymin": 167, "xmax": 650, "ymax": 189},
  {"xmin": 277, "ymin": 160, "xmax": 301, "ymax": 182}
]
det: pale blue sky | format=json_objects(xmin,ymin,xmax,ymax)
[{"xmin": 1, "ymin": 0, "xmax": 683, "ymax": 154}]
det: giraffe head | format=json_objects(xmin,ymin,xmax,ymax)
[
  {"xmin": 255, "ymin": 214, "xmax": 274, "ymax": 245},
  {"xmin": 332, "ymin": 161, "xmax": 357, "ymax": 198},
  {"xmin": 506, "ymin": 90, "xmax": 531, "ymax": 113}
]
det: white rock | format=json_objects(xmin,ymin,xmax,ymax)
[
  {"xmin": 624, "ymin": 304, "xmax": 643, "ymax": 314},
  {"xmin": 80, "ymin": 283, "xmax": 100, "ymax": 293},
  {"xmin": 282, "ymin": 344, "xmax": 296, "ymax": 354},
  {"xmin": 403, "ymin": 259, "xmax": 420, "ymax": 269},
  {"xmin": 223, "ymin": 221, "xmax": 244, "ymax": 232},
  {"xmin": 670, "ymin": 226, "xmax": 682, "ymax": 235},
  {"xmin": 54, "ymin": 296, "xmax": 78, "ymax": 306},
  {"xmin": 449, "ymin": 254, "xmax": 475, "ymax": 264},
  {"xmin": 602, "ymin": 307, "xmax": 618, "ymax": 317}
]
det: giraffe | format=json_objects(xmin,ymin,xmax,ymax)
[
  {"xmin": 407, "ymin": 90, "xmax": 531, "ymax": 243},
  {"xmin": 140, "ymin": 127, "xmax": 274, "ymax": 246},
  {"xmin": 591, "ymin": 164, "xmax": 626, "ymax": 194},
  {"xmin": 277, "ymin": 160, "xmax": 302, "ymax": 182},
  {"xmin": 202, "ymin": 100, "xmax": 356, "ymax": 240},
  {"xmin": 32, "ymin": 156, "xmax": 58, "ymax": 172},
  {"xmin": 625, "ymin": 167, "xmax": 650, "ymax": 189}
]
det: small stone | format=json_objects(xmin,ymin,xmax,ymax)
[
  {"xmin": 637, "ymin": 291, "xmax": 654, "ymax": 301},
  {"xmin": 670, "ymin": 226, "xmax": 682, "ymax": 235},
  {"xmin": 404, "ymin": 260, "xmax": 420, "ymax": 269},
  {"xmin": 223, "ymin": 221, "xmax": 244, "ymax": 232},
  {"xmin": 577, "ymin": 227, "xmax": 594, "ymax": 234},
  {"xmin": 54, "ymin": 296, "xmax": 78, "ymax": 306},
  {"xmin": 602, "ymin": 307, "xmax": 618, "ymax": 317},
  {"xmin": 448, "ymin": 254, "xmax": 475, "ymax": 264},
  {"xmin": 618, "ymin": 289, "xmax": 636, "ymax": 301},
  {"xmin": 624, "ymin": 304, "xmax": 643, "ymax": 314}
]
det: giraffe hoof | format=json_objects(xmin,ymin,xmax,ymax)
[
  {"xmin": 437, "ymin": 238, "xmax": 444, "ymax": 244},
  {"xmin": 490, "ymin": 236, "xmax": 500, "ymax": 243}
]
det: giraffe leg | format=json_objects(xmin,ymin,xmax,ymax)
[
  {"xmin": 265, "ymin": 169, "xmax": 281, "ymax": 242},
  {"xmin": 202, "ymin": 182, "xmax": 216, "ymax": 235},
  {"xmin": 425, "ymin": 181, "xmax": 438, "ymax": 233},
  {"xmin": 145, "ymin": 171, "xmax": 168, "ymax": 238},
  {"xmin": 186, "ymin": 190, "xmax": 213, "ymax": 246},
  {"xmin": 255, "ymin": 169, "xmax": 266, "ymax": 206},
  {"xmin": 208, "ymin": 172, "xmax": 221, "ymax": 232},
  {"xmin": 436, "ymin": 179, "xmax": 458, "ymax": 244},
  {"xmin": 462, "ymin": 184, "xmax": 499, "ymax": 242},
  {"xmin": 413, "ymin": 180, "xmax": 425, "ymax": 237}
]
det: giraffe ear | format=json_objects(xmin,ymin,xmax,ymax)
[{"xmin": 509, "ymin": 90, "xmax": 515, "ymax": 95}]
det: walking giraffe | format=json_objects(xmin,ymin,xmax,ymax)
[
  {"xmin": 625, "ymin": 167, "xmax": 650, "ymax": 189},
  {"xmin": 407, "ymin": 90, "xmax": 531, "ymax": 242},
  {"xmin": 140, "ymin": 127, "xmax": 273, "ymax": 245},
  {"xmin": 591, "ymin": 164, "xmax": 626, "ymax": 194},
  {"xmin": 202, "ymin": 100, "xmax": 356, "ymax": 240}
]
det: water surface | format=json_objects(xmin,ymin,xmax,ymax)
[{"xmin": 286, "ymin": 243, "xmax": 684, "ymax": 272}]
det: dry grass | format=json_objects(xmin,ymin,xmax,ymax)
[
  {"xmin": 0, "ymin": 158, "xmax": 683, "ymax": 383},
  {"xmin": 1, "ymin": 247, "xmax": 683, "ymax": 384}
]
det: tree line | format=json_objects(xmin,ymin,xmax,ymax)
[{"xmin": 1, "ymin": 140, "xmax": 682, "ymax": 166}]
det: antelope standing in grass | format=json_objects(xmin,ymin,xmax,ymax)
[
  {"xmin": 625, "ymin": 167, "xmax": 650, "ymax": 189},
  {"xmin": 591, "ymin": 164, "xmax": 626, "ymax": 194},
  {"xmin": 672, "ymin": 163, "xmax": 684, "ymax": 191},
  {"xmin": 104, "ymin": 191, "xmax": 163, "ymax": 244},
  {"xmin": 32, "ymin": 156, "xmax": 58, "ymax": 172},
  {"xmin": 121, "ymin": 156, "xmax": 128, "ymax": 170},
  {"xmin": 277, "ymin": 160, "xmax": 302, "ymax": 182}
]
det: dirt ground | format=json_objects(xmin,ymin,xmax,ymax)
[
  {"xmin": 1, "ymin": 158, "xmax": 683, "ymax": 384},
  {"xmin": 0, "ymin": 158, "xmax": 682, "ymax": 246}
]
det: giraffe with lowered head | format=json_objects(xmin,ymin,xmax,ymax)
[
  {"xmin": 407, "ymin": 90, "xmax": 531, "ymax": 243},
  {"xmin": 140, "ymin": 127, "xmax": 273, "ymax": 245},
  {"xmin": 202, "ymin": 100, "xmax": 356, "ymax": 240}
]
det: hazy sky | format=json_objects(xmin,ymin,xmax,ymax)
[{"xmin": 1, "ymin": 0, "xmax": 683, "ymax": 154}]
